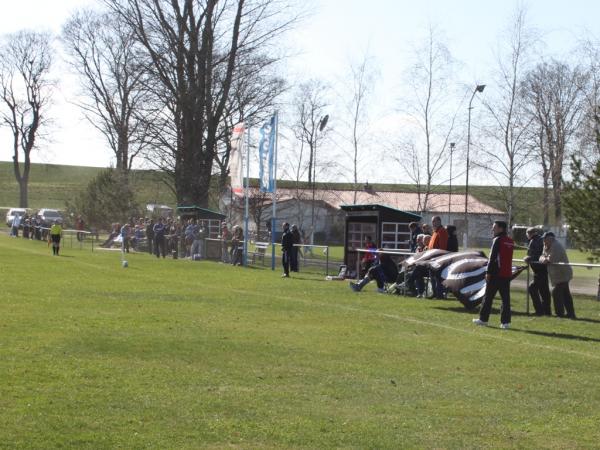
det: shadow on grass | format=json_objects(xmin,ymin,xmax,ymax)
[
  {"xmin": 431, "ymin": 305, "xmax": 535, "ymax": 318},
  {"xmin": 510, "ymin": 328, "xmax": 600, "ymax": 343},
  {"xmin": 432, "ymin": 305, "xmax": 600, "ymax": 324}
]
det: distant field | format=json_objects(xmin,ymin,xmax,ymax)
[
  {"xmin": 2, "ymin": 233, "xmax": 600, "ymax": 448},
  {"xmin": 0, "ymin": 161, "xmax": 552, "ymax": 226}
]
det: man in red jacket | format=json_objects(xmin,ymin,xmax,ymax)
[{"xmin": 473, "ymin": 220, "xmax": 515, "ymax": 329}]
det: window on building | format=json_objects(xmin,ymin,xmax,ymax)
[
  {"xmin": 381, "ymin": 222, "xmax": 411, "ymax": 250},
  {"xmin": 347, "ymin": 222, "xmax": 377, "ymax": 250}
]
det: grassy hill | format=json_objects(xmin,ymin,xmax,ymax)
[
  {"xmin": 0, "ymin": 161, "xmax": 551, "ymax": 226},
  {"xmin": 0, "ymin": 162, "xmax": 176, "ymax": 213}
]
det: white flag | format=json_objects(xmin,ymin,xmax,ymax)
[{"xmin": 229, "ymin": 122, "xmax": 245, "ymax": 194}]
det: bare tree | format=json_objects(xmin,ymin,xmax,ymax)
[
  {"xmin": 105, "ymin": 0, "xmax": 298, "ymax": 208},
  {"xmin": 396, "ymin": 25, "xmax": 459, "ymax": 215},
  {"xmin": 522, "ymin": 59, "xmax": 587, "ymax": 226},
  {"xmin": 342, "ymin": 54, "xmax": 377, "ymax": 203},
  {"xmin": 292, "ymin": 79, "xmax": 331, "ymax": 186},
  {"xmin": 477, "ymin": 6, "xmax": 536, "ymax": 228},
  {"xmin": 62, "ymin": 8, "xmax": 150, "ymax": 172},
  {"xmin": 290, "ymin": 79, "xmax": 331, "ymax": 238},
  {"xmin": 0, "ymin": 30, "xmax": 53, "ymax": 208},
  {"xmin": 576, "ymin": 38, "xmax": 600, "ymax": 168}
]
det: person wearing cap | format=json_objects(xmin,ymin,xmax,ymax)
[
  {"xmin": 281, "ymin": 222, "xmax": 294, "ymax": 277},
  {"xmin": 539, "ymin": 232, "xmax": 576, "ymax": 319},
  {"xmin": 473, "ymin": 220, "xmax": 515, "ymax": 329},
  {"xmin": 523, "ymin": 227, "xmax": 552, "ymax": 315}
]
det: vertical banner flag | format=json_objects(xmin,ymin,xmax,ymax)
[
  {"xmin": 258, "ymin": 114, "xmax": 276, "ymax": 192},
  {"xmin": 229, "ymin": 122, "xmax": 245, "ymax": 194}
]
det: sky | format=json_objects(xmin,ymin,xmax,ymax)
[{"xmin": 0, "ymin": 0, "xmax": 599, "ymax": 185}]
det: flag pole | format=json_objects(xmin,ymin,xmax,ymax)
[
  {"xmin": 243, "ymin": 125, "xmax": 250, "ymax": 267},
  {"xmin": 271, "ymin": 111, "xmax": 279, "ymax": 271}
]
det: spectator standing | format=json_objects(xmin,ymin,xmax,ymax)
[
  {"xmin": 120, "ymin": 223, "xmax": 131, "ymax": 254},
  {"xmin": 145, "ymin": 219, "xmax": 155, "ymax": 255},
  {"xmin": 197, "ymin": 221, "xmax": 207, "ymax": 258},
  {"xmin": 231, "ymin": 225, "xmax": 244, "ymax": 266},
  {"xmin": 281, "ymin": 222, "xmax": 294, "ymax": 277},
  {"xmin": 22, "ymin": 218, "xmax": 31, "ymax": 239},
  {"xmin": 153, "ymin": 218, "xmax": 167, "ymax": 258},
  {"xmin": 76, "ymin": 216, "xmax": 85, "ymax": 241},
  {"xmin": 11, "ymin": 213, "xmax": 21, "ymax": 237},
  {"xmin": 473, "ymin": 221, "xmax": 515, "ymax": 329},
  {"xmin": 220, "ymin": 223, "xmax": 231, "ymax": 263},
  {"xmin": 409, "ymin": 222, "xmax": 422, "ymax": 252},
  {"xmin": 539, "ymin": 232, "xmax": 576, "ymax": 319},
  {"xmin": 523, "ymin": 228, "xmax": 552, "ymax": 316},
  {"xmin": 290, "ymin": 224, "xmax": 301, "ymax": 272},
  {"xmin": 49, "ymin": 220, "xmax": 63, "ymax": 256},
  {"xmin": 428, "ymin": 216, "xmax": 449, "ymax": 298},
  {"xmin": 446, "ymin": 225, "xmax": 459, "ymax": 252},
  {"xmin": 184, "ymin": 219, "xmax": 197, "ymax": 257}
]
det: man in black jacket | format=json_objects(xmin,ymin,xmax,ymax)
[
  {"xmin": 523, "ymin": 227, "xmax": 552, "ymax": 315},
  {"xmin": 281, "ymin": 222, "xmax": 294, "ymax": 278}
]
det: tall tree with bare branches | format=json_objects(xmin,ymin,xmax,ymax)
[
  {"xmin": 62, "ymin": 8, "xmax": 150, "ymax": 172},
  {"xmin": 477, "ymin": 6, "xmax": 536, "ymax": 228},
  {"xmin": 0, "ymin": 30, "xmax": 53, "ymax": 207},
  {"xmin": 105, "ymin": 0, "xmax": 298, "ymax": 207},
  {"xmin": 397, "ymin": 25, "xmax": 459, "ymax": 215},
  {"xmin": 522, "ymin": 59, "xmax": 587, "ymax": 226}
]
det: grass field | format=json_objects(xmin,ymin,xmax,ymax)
[{"xmin": 1, "ymin": 233, "xmax": 600, "ymax": 449}]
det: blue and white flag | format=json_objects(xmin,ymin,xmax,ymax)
[{"xmin": 258, "ymin": 114, "xmax": 276, "ymax": 193}]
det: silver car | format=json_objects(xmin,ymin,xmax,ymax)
[{"xmin": 36, "ymin": 208, "xmax": 63, "ymax": 225}]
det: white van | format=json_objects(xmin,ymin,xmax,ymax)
[{"xmin": 5, "ymin": 208, "xmax": 27, "ymax": 227}]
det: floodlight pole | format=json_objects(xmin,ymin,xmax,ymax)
[
  {"xmin": 448, "ymin": 142, "xmax": 455, "ymax": 224},
  {"xmin": 311, "ymin": 115, "xmax": 329, "ymax": 246},
  {"xmin": 464, "ymin": 84, "xmax": 485, "ymax": 249}
]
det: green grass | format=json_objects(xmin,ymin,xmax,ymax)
[{"xmin": 1, "ymin": 233, "xmax": 600, "ymax": 449}]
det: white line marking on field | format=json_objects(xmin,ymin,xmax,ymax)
[{"xmin": 251, "ymin": 290, "xmax": 600, "ymax": 362}]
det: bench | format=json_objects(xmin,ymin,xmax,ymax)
[{"xmin": 251, "ymin": 242, "xmax": 269, "ymax": 265}]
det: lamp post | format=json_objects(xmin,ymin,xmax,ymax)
[
  {"xmin": 464, "ymin": 84, "xmax": 485, "ymax": 249},
  {"xmin": 448, "ymin": 142, "xmax": 455, "ymax": 224},
  {"xmin": 311, "ymin": 114, "xmax": 329, "ymax": 245}
]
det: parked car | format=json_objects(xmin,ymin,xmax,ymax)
[
  {"xmin": 5, "ymin": 208, "xmax": 27, "ymax": 227},
  {"xmin": 36, "ymin": 208, "xmax": 63, "ymax": 225}
]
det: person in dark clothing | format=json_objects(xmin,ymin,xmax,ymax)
[
  {"xmin": 290, "ymin": 224, "xmax": 301, "ymax": 272},
  {"xmin": 281, "ymin": 222, "xmax": 294, "ymax": 277},
  {"xmin": 473, "ymin": 220, "xmax": 514, "ymax": 329},
  {"xmin": 523, "ymin": 227, "xmax": 552, "ymax": 316},
  {"xmin": 409, "ymin": 222, "xmax": 422, "ymax": 252},
  {"xmin": 446, "ymin": 225, "xmax": 459, "ymax": 252},
  {"xmin": 146, "ymin": 219, "xmax": 155, "ymax": 255},
  {"xmin": 153, "ymin": 218, "xmax": 167, "ymax": 258},
  {"xmin": 350, "ymin": 250, "xmax": 399, "ymax": 293}
]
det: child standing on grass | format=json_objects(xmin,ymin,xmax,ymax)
[{"xmin": 49, "ymin": 220, "xmax": 63, "ymax": 256}]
